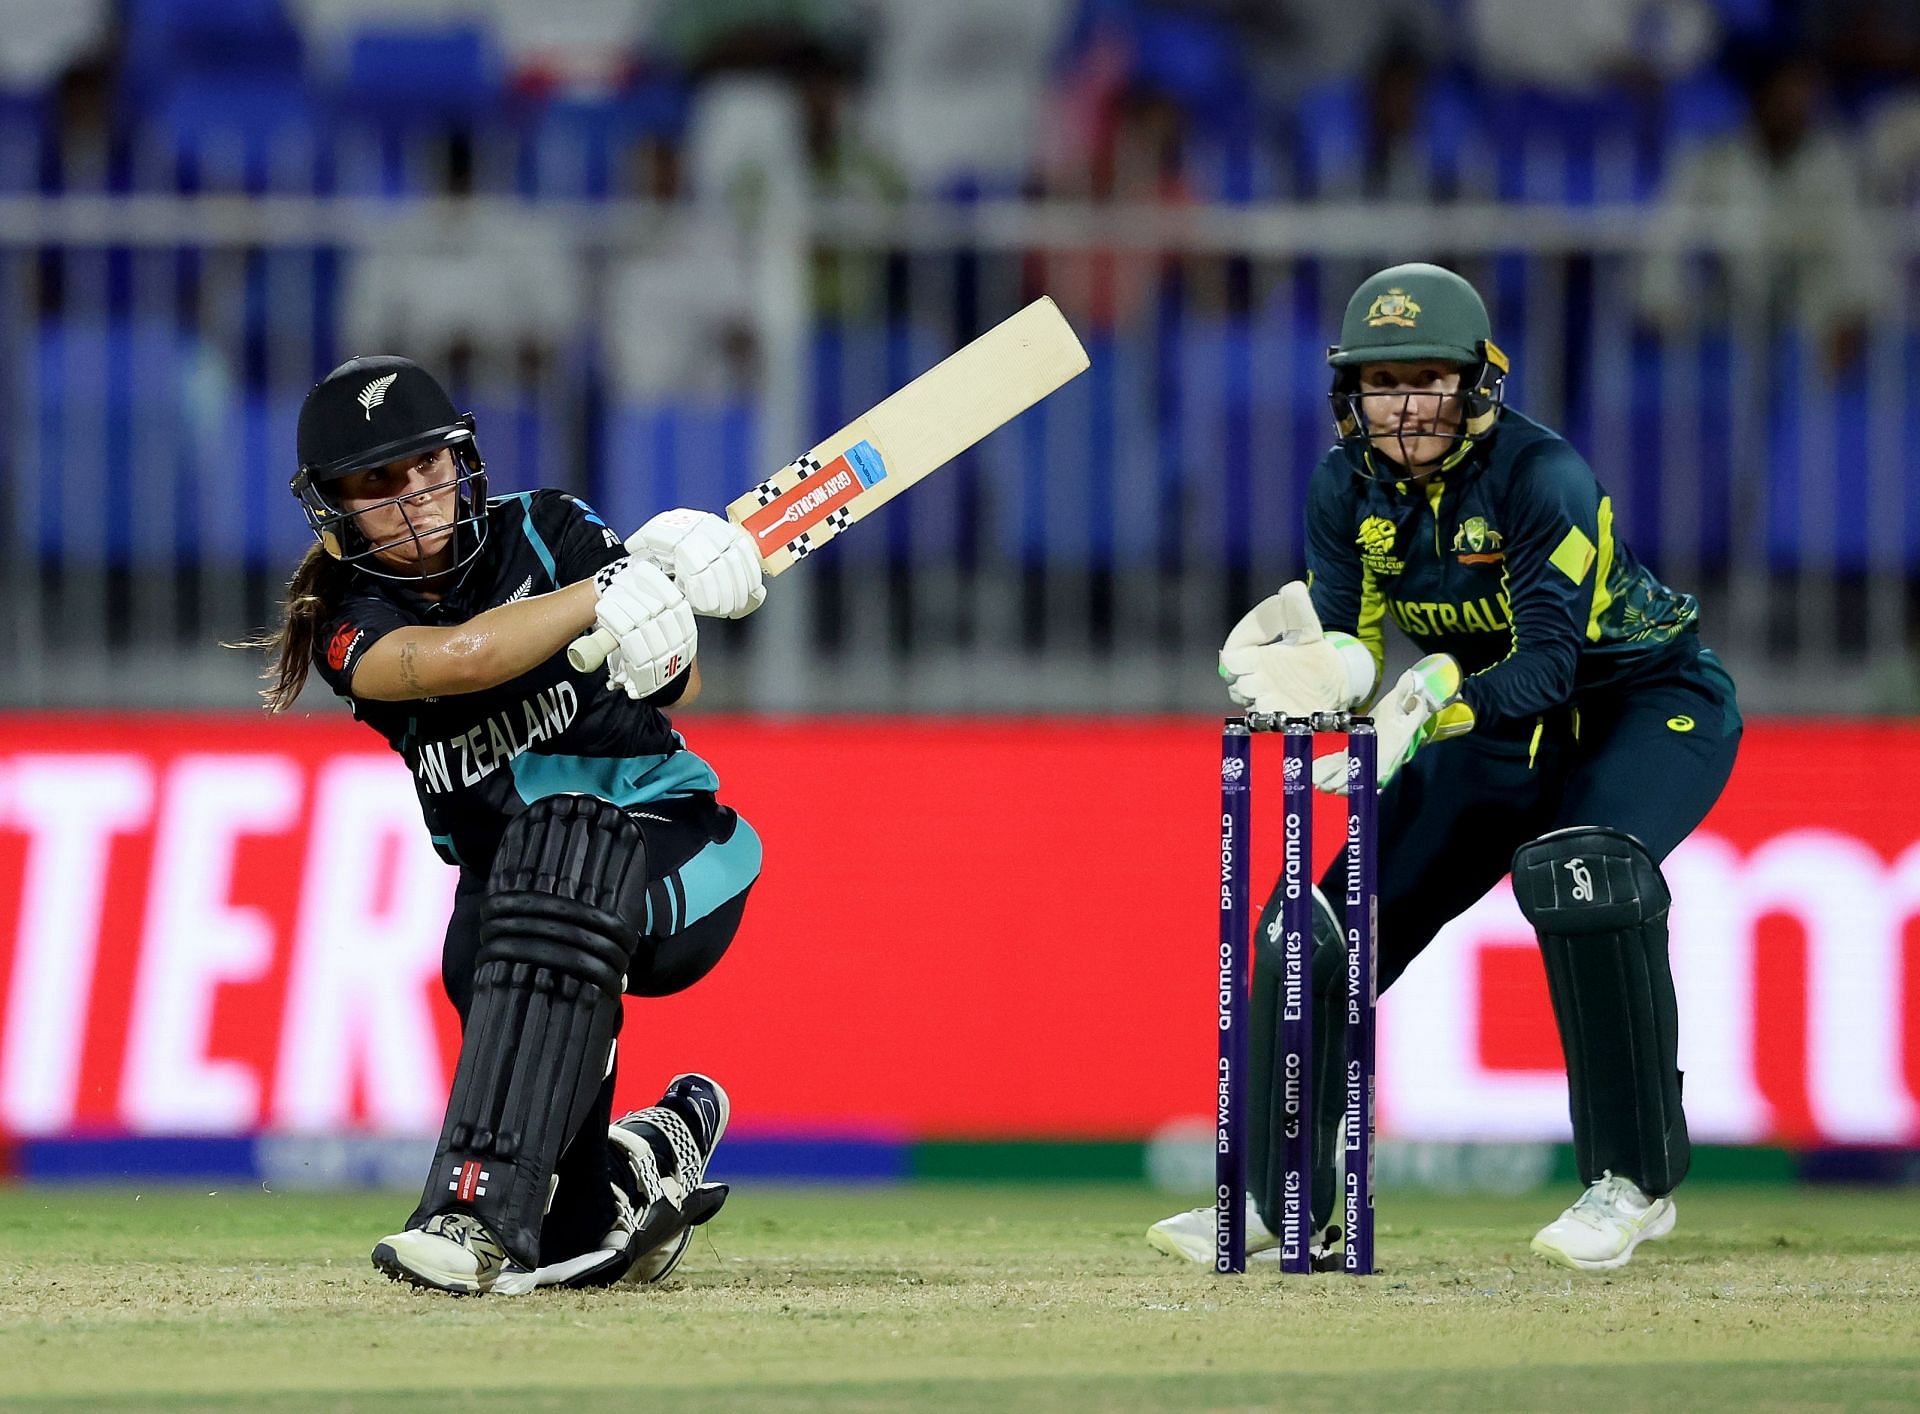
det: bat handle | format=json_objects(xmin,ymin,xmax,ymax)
[{"xmin": 566, "ymin": 626, "xmax": 618, "ymax": 673}]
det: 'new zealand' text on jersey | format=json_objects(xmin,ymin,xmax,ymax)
[
  {"xmin": 312, "ymin": 491, "xmax": 718, "ymax": 871},
  {"xmin": 1306, "ymin": 408, "xmax": 1701, "ymax": 732}
]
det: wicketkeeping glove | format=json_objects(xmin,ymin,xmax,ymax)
[
  {"xmin": 1312, "ymin": 653, "xmax": 1473, "ymax": 793},
  {"xmin": 628, "ymin": 508, "xmax": 766, "ymax": 619},
  {"xmin": 1218, "ymin": 580, "xmax": 1375, "ymax": 715},
  {"xmin": 592, "ymin": 557, "xmax": 697, "ymax": 699}
]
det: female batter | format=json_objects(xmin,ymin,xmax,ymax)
[
  {"xmin": 1150, "ymin": 263, "xmax": 1741, "ymax": 1271},
  {"xmin": 252, "ymin": 355, "xmax": 764, "ymax": 1294}
]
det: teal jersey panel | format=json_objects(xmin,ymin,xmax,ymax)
[{"xmin": 509, "ymin": 744, "xmax": 720, "ymax": 808}]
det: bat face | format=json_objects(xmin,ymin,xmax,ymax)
[
  {"xmin": 726, "ymin": 297, "xmax": 1088, "ymax": 576},
  {"xmin": 569, "ymin": 298, "xmax": 1087, "ymax": 672},
  {"xmin": 737, "ymin": 440, "xmax": 889, "ymax": 565}
]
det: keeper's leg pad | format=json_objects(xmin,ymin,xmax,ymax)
[
  {"xmin": 412, "ymin": 795, "xmax": 651, "ymax": 1267},
  {"xmin": 1511, "ymin": 827, "xmax": 1690, "ymax": 1195}
]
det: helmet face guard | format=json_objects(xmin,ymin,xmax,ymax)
[
  {"xmin": 292, "ymin": 420, "xmax": 490, "ymax": 583},
  {"xmin": 1329, "ymin": 340, "xmax": 1509, "ymax": 481}
]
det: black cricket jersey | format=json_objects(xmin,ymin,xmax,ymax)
[
  {"xmin": 1305, "ymin": 408, "xmax": 1701, "ymax": 733},
  {"xmin": 311, "ymin": 490, "xmax": 718, "ymax": 872}
]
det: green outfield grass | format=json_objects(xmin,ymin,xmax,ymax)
[{"xmin": 1, "ymin": 1183, "xmax": 1915, "ymax": 1411}]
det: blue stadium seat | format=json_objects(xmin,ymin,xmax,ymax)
[
  {"xmin": 339, "ymin": 25, "xmax": 505, "ymax": 132},
  {"xmin": 525, "ymin": 82, "xmax": 689, "ymax": 199},
  {"xmin": 22, "ymin": 319, "xmax": 245, "ymax": 565},
  {"xmin": 1663, "ymin": 71, "xmax": 1745, "ymax": 145},
  {"xmin": 595, "ymin": 402, "xmax": 757, "ymax": 532},
  {"xmin": 146, "ymin": 77, "xmax": 323, "ymax": 191},
  {"xmin": 0, "ymin": 91, "xmax": 45, "ymax": 193},
  {"xmin": 124, "ymin": 0, "xmax": 304, "ymax": 89},
  {"xmin": 1125, "ymin": 8, "xmax": 1252, "ymax": 139},
  {"xmin": 1292, "ymin": 74, "xmax": 1476, "ymax": 200},
  {"xmin": 1478, "ymin": 86, "xmax": 1650, "ymax": 204}
]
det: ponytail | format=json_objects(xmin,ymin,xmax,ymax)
[{"xmin": 230, "ymin": 544, "xmax": 354, "ymax": 712}]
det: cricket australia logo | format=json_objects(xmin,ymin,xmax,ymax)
[
  {"xmin": 1221, "ymin": 757, "xmax": 1246, "ymax": 783},
  {"xmin": 1451, "ymin": 515, "xmax": 1505, "ymax": 565},
  {"xmin": 358, "ymin": 372, "xmax": 399, "ymax": 419},
  {"xmin": 1356, "ymin": 515, "xmax": 1405, "ymax": 576},
  {"xmin": 1564, "ymin": 858, "xmax": 1595, "ymax": 902},
  {"xmin": 1365, "ymin": 288, "xmax": 1421, "ymax": 329}
]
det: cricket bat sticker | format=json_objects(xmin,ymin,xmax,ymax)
[{"xmin": 739, "ymin": 439, "xmax": 890, "ymax": 561}]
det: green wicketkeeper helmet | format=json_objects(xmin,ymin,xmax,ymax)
[{"xmin": 1327, "ymin": 262, "xmax": 1510, "ymax": 476}]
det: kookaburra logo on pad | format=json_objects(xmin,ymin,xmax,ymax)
[
  {"xmin": 1564, "ymin": 858, "xmax": 1595, "ymax": 901},
  {"xmin": 358, "ymin": 373, "xmax": 400, "ymax": 419}
]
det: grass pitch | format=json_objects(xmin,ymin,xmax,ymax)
[{"xmin": 1, "ymin": 1183, "xmax": 1915, "ymax": 1411}]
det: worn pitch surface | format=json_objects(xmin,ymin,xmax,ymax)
[{"xmin": 2, "ymin": 1185, "xmax": 1915, "ymax": 1411}]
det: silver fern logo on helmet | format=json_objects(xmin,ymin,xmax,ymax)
[{"xmin": 357, "ymin": 373, "xmax": 400, "ymax": 420}]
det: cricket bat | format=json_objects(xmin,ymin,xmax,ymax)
[{"xmin": 567, "ymin": 297, "xmax": 1089, "ymax": 672}]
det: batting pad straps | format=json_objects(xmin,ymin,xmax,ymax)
[{"xmin": 1512, "ymin": 827, "xmax": 1690, "ymax": 1196}]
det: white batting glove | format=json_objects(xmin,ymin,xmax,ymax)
[
  {"xmin": 1312, "ymin": 654, "xmax": 1472, "ymax": 793},
  {"xmin": 1219, "ymin": 580, "xmax": 1375, "ymax": 715},
  {"xmin": 628, "ymin": 508, "xmax": 766, "ymax": 620},
  {"xmin": 591, "ymin": 557, "xmax": 697, "ymax": 699}
]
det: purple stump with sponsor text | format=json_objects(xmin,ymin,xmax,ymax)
[
  {"xmin": 1342, "ymin": 720, "xmax": 1378, "ymax": 1277},
  {"xmin": 1216, "ymin": 719, "xmax": 1253, "ymax": 1274},
  {"xmin": 1278, "ymin": 717, "xmax": 1315, "ymax": 1273}
]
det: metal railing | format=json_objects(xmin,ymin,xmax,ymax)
[{"xmin": 2, "ymin": 191, "xmax": 1916, "ymax": 714}]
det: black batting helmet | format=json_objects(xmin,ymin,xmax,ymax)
[{"xmin": 291, "ymin": 356, "xmax": 489, "ymax": 580}]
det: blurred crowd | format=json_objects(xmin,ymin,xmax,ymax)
[
  {"xmin": 9, "ymin": 1, "xmax": 1920, "ymax": 202},
  {"xmin": 7, "ymin": 0, "xmax": 1920, "ymax": 609},
  {"xmin": 3, "ymin": 1, "xmax": 1917, "ymax": 390}
]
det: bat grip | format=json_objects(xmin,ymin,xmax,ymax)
[{"xmin": 566, "ymin": 626, "xmax": 618, "ymax": 673}]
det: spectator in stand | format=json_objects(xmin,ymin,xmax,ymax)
[
  {"xmin": 34, "ymin": 43, "xmax": 126, "ymax": 193},
  {"xmin": 1810, "ymin": 0, "xmax": 1920, "ymax": 107},
  {"xmin": 0, "ymin": 0, "xmax": 110, "ymax": 94},
  {"xmin": 861, "ymin": 0, "xmax": 1068, "ymax": 196},
  {"xmin": 1159, "ymin": 0, "xmax": 1442, "ymax": 107},
  {"xmin": 1466, "ymin": 0, "xmax": 1722, "ymax": 95},
  {"xmin": 601, "ymin": 127, "xmax": 760, "ymax": 404},
  {"xmin": 1635, "ymin": 45, "xmax": 1889, "ymax": 377},
  {"xmin": 652, "ymin": 0, "xmax": 863, "ymax": 81},
  {"xmin": 341, "ymin": 130, "xmax": 584, "ymax": 387},
  {"xmin": 1864, "ymin": 90, "xmax": 1920, "ymax": 210}
]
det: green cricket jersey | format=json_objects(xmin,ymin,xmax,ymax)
[{"xmin": 1304, "ymin": 408, "xmax": 1700, "ymax": 732}]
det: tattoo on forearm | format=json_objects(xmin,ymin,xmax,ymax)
[{"xmin": 399, "ymin": 641, "xmax": 422, "ymax": 692}]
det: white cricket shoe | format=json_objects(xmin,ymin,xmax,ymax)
[
  {"xmin": 1146, "ymin": 1197, "xmax": 1278, "ymax": 1263},
  {"xmin": 510, "ymin": 1177, "xmax": 643, "ymax": 1293},
  {"xmin": 1530, "ymin": 1172, "xmax": 1677, "ymax": 1272},
  {"xmin": 373, "ymin": 1212, "xmax": 522, "ymax": 1295}
]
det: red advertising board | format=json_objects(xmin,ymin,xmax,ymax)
[{"xmin": 0, "ymin": 714, "xmax": 1915, "ymax": 1144}]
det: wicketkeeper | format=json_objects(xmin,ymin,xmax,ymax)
[
  {"xmin": 1150, "ymin": 263, "xmax": 1741, "ymax": 1271},
  {"xmin": 248, "ymin": 356, "xmax": 765, "ymax": 1294}
]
